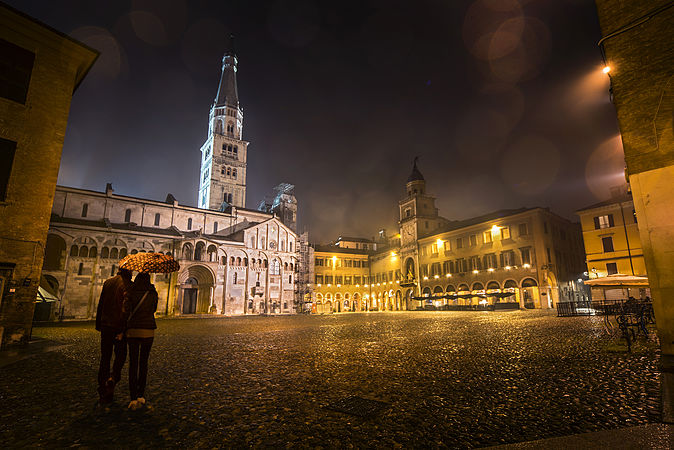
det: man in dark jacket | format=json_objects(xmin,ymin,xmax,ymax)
[{"xmin": 96, "ymin": 268, "xmax": 132, "ymax": 403}]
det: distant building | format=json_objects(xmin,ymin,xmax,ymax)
[
  {"xmin": 312, "ymin": 244, "xmax": 371, "ymax": 314},
  {"xmin": 576, "ymin": 189, "xmax": 645, "ymax": 279},
  {"xmin": 0, "ymin": 4, "xmax": 97, "ymax": 347},
  {"xmin": 334, "ymin": 236, "xmax": 377, "ymax": 251},
  {"xmin": 309, "ymin": 161, "xmax": 587, "ymax": 313}
]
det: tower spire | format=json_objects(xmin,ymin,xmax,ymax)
[{"xmin": 214, "ymin": 34, "xmax": 239, "ymax": 108}]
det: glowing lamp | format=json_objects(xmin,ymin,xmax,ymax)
[
  {"xmin": 391, "ymin": 251, "xmax": 396, "ymax": 257},
  {"xmin": 602, "ymin": 66, "xmax": 611, "ymax": 74},
  {"xmin": 434, "ymin": 275, "xmax": 439, "ymax": 279},
  {"xmin": 505, "ymin": 265, "xmax": 511, "ymax": 270},
  {"xmin": 446, "ymin": 273, "xmax": 451, "ymax": 277},
  {"xmin": 423, "ymin": 276, "xmax": 428, "ymax": 280},
  {"xmin": 523, "ymin": 263, "xmax": 531, "ymax": 269},
  {"xmin": 472, "ymin": 270, "xmax": 479, "ymax": 274},
  {"xmin": 488, "ymin": 268, "xmax": 494, "ymax": 272}
]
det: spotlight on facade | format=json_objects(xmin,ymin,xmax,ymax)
[
  {"xmin": 423, "ymin": 276, "xmax": 428, "ymax": 280},
  {"xmin": 356, "ymin": 284, "xmax": 360, "ymax": 287},
  {"xmin": 390, "ymin": 251, "xmax": 396, "ymax": 257},
  {"xmin": 523, "ymin": 263, "xmax": 530, "ymax": 269},
  {"xmin": 327, "ymin": 283, "xmax": 331, "ymax": 287},
  {"xmin": 317, "ymin": 283, "xmax": 321, "ymax": 287},
  {"xmin": 491, "ymin": 225, "xmax": 499, "ymax": 236},
  {"xmin": 337, "ymin": 284, "xmax": 341, "ymax": 287},
  {"xmin": 488, "ymin": 268, "xmax": 494, "ymax": 272},
  {"xmin": 446, "ymin": 273, "xmax": 452, "ymax": 277},
  {"xmin": 505, "ymin": 265, "xmax": 511, "ymax": 270},
  {"xmin": 434, "ymin": 275, "xmax": 439, "ymax": 279},
  {"xmin": 602, "ymin": 65, "xmax": 611, "ymax": 74},
  {"xmin": 436, "ymin": 238, "xmax": 443, "ymax": 249},
  {"xmin": 472, "ymin": 270, "xmax": 479, "ymax": 274}
]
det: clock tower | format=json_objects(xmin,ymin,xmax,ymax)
[{"xmin": 398, "ymin": 158, "xmax": 441, "ymax": 246}]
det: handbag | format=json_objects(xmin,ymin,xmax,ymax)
[{"xmin": 127, "ymin": 291, "xmax": 149, "ymax": 326}]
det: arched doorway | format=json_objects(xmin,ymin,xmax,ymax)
[
  {"xmin": 433, "ymin": 285, "xmax": 444, "ymax": 307},
  {"xmin": 178, "ymin": 265, "xmax": 215, "ymax": 314},
  {"xmin": 395, "ymin": 290, "xmax": 402, "ymax": 310},
  {"xmin": 183, "ymin": 277, "xmax": 198, "ymax": 314},
  {"xmin": 44, "ymin": 234, "xmax": 66, "ymax": 270},
  {"xmin": 521, "ymin": 277, "xmax": 539, "ymax": 309}
]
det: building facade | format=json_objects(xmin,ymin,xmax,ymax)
[
  {"xmin": 0, "ymin": 4, "xmax": 97, "ymax": 346},
  {"xmin": 310, "ymin": 162, "xmax": 587, "ymax": 312},
  {"xmin": 577, "ymin": 191, "xmax": 645, "ymax": 279},
  {"xmin": 43, "ymin": 185, "xmax": 299, "ymax": 318}
]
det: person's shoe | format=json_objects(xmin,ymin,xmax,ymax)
[
  {"xmin": 136, "ymin": 397, "xmax": 146, "ymax": 405},
  {"xmin": 128, "ymin": 400, "xmax": 138, "ymax": 410}
]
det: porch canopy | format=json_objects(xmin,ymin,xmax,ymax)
[{"xmin": 584, "ymin": 274, "xmax": 649, "ymax": 287}]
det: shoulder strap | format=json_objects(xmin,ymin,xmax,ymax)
[{"xmin": 127, "ymin": 292, "xmax": 149, "ymax": 324}]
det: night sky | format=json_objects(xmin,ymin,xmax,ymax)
[{"xmin": 11, "ymin": 0, "xmax": 624, "ymax": 242}]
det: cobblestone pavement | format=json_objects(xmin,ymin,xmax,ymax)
[{"xmin": 0, "ymin": 311, "xmax": 661, "ymax": 448}]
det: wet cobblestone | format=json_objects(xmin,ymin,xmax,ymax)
[{"xmin": 0, "ymin": 311, "xmax": 661, "ymax": 448}]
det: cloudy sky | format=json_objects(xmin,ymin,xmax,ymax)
[{"xmin": 11, "ymin": 0, "xmax": 624, "ymax": 242}]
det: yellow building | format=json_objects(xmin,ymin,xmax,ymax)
[
  {"xmin": 576, "ymin": 191, "xmax": 647, "ymax": 299},
  {"xmin": 312, "ymin": 244, "xmax": 371, "ymax": 313}
]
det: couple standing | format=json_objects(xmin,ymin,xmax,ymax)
[{"xmin": 95, "ymin": 268, "xmax": 158, "ymax": 410}]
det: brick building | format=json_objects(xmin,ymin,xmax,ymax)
[{"xmin": 0, "ymin": 4, "xmax": 97, "ymax": 346}]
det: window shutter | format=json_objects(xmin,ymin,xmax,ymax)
[
  {"xmin": 499, "ymin": 253, "xmax": 504, "ymax": 268},
  {"xmin": 608, "ymin": 214, "xmax": 614, "ymax": 227},
  {"xmin": 593, "ymin": 217, "xmax": 600, "ymax": 229}
]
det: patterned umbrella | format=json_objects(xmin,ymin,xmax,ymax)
[{"xmin": 118, "ymin": 252, "xmax": 180, "ymax": 273}]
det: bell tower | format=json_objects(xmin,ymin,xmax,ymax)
[
  {"xmin": 198, "ymin": 35, "xmax": 249, "ymax": 210},
  {"xmin": 398, "ymin": 158, "xmax": 440, "ymax": 246}
]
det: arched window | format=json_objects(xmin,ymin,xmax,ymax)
[
  {"xmin": 187, "ymin": 218, "xmax": 192, "ymax": 230},
  {"xmin": 110, "ymin": 248, "xmax": 119, "ymax": 259},
  {"xmin": 228, "ymin": 193, "xmax": 233, "ymax": 203},
  {"xmin": 81, "ymin": 203, "xmax": 88, "ymax": 218},
  {"xmin": 281, "ymin": 240, "xmax": 286, "ymax": 251},
  {"xmin": 44, "ymin": 234, "xmax": 66, "ymax": 270},
  {"xmin": 243, "ymin": 258, "xmax": 248, "ymax": 266},
  {"xmin": 233, "ymin": 145, "xmax": 238, "ymax": 154},
  {"xmin": 289, "ymin": 242, "xmax": 293, "ymax": 252},
  {"xmin": 230, "ymin": 256, "xmax": 235, "ymax": 265},
  {"xmin": 232, "ymin": 168, "xmax": 237, "ymax": 178},
  {"xmin": 284, "ymin": 262, "xmax": 288, "ymax": 270},
  {"xmin": 213, "ymin": 222, "xmax": 218, "ymax": 233},
  {"xmin": 124, "ymin": 209, "xmax": 132, "ymax": 222},
  {"xmin": 263, "ymin": 259, "xmax": 268, "ymax": 268},
  {"xmin": 194, "ymin": 242, "xmax": 205, "ymax": 261},
  {"xmin": 89, "ymin": 247, "xmax": 97, "ymax": 258},
  {"xmin": 270, "ymin": 259, "xmax": 280, "ymax": 275},
  {"xmin": 221, "ymin": 256, "xmax": 227, "ymax": 265},
  {"xmin": 79, "ymin": 246, "xmax": 88, "ymax": 257},
  {"xmin": 70, "ymin": 245, "xmax": 78, "ymax": 257},
  {"xmin": 182, "ymin": 243, "xmax": 193, "ymax": 260},
  {"xmin": 119, "ymin": 248, "xmax": 127, "ymax": 258},
  {"xmin": 236, "ymin": 257, "xmax": 241, "ymax": 266},
  {"xmin": 289, "ymin": 263, "xmax": 293, "ymax": 271},
  {"xmin": 101, "ymin": 247, "xmax": 110, "ymax": 259},
  {"xmin": 131, "ymin": 249, "xmax": 138, "ymax": 255},
  {"xmin": 233, "ymin": 272, "xmax": 238, "ymax": 284}
]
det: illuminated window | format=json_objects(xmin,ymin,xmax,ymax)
[
  {"xmin": 483, "ymin": 230, "xmax": 492, "ymax": 243},
  {"xmin": 315, "ymin": 258, "xmax": 323, "ymax": 266},
  {"xmin": 500, "ymin": 227, "xmax": 510, "ymax": 240},
  {"xmin": 325, "ymin": 275, "xmax": 333, "ymax": 284},
  {"xmin": 594, "ymin": 215, "xmax": 614, "ymax": 229}
]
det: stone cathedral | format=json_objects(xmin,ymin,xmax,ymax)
[{"xmin": 39, "ymin": 42, "xmax": 301, "ymax": 320}]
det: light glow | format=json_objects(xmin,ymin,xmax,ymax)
[
  {"xmin": 472, "ymin": 270, "xmax": 479, "ymax": 274},
  {"xmin": 505, "ymin": 265, "xmax": 511, "ymax": 270},
  {"xmin": 446, "ymin": 273, "xmax": 452, "ymax": 277},
  {"xmin": 434, "ymin": 275, "xmax": 439, "ymax": 279},
  {"xmin": 523, "ymin": 263, "xmax": 531, "ymax": 269},
  {"xmin": 488, "ymin": 268, "xmax": 494, "ymax": 272},
  {"xmin": 423, "ymin": 276, "xmax": 428, "ymax": 280},
  {"xmin": 602, "ymin": 65, "xmax": 611, "ymax": 74}
]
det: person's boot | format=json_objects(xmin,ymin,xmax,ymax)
[{"xmin": 104, "ymin": 378, "xmax": 115, "ymax": 403}]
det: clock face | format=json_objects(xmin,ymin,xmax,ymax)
[{"xmin": 402, "ymin": 224, "xmax": 415, "ymax": 243}]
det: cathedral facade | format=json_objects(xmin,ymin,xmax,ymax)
[{"xmin": 40, "ymin": 44, "xmax": 300, "ymax": 319}]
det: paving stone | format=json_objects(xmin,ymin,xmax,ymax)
[{"xmin": 0, "ymin": 311, "xmax": 661, "ymax": 447}]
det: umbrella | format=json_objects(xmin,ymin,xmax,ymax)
[{"xmin": 119, "ymin": 252, "xmax": 180, "ymax": 273}]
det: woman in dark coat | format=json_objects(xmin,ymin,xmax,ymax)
[{"xmin": 124, "ymin": 272, "xmax": 158, "ymax": 410}]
